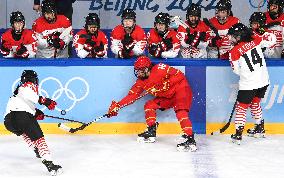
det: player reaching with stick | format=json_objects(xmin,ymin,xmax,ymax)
[{"xmin": 107, "ymin": 56, "xmax": 197, "ymax": 152}]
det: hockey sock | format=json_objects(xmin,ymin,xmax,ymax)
[
  {"xmin": 235, "ymin": 102, "xmax": 250, "ymax": 129},
  {"xmin": 176, "ymin": 110, "xmax": 193, "ymax": 136},
  {"xmin": 22, "ymin": 133, "xmax": 35, "ymax": 148},
  {"xmin": 145, "ymin": 108, "xmax": 157, "ymax": 127},
  {"xmin": 34, "ymin": 137, "xmax": 52, "ymax": 161},
  {"xmin": 250, "ymin": 97, "xmax": 263, "ymax": 125}
]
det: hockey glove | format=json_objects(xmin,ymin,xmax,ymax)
[
  {"xmin": 38, "ymin": 96, "xmax": 57, "ymax": 110},
  {"xmin": 107, "ymin": 101, "xmax": 121, "ymax": 118},
  {"xmin": 118, "ymin": 49, "xmax": 131, "ymax": 59},
  {"xmin": 52, "ymin": 38, "xmax": 65, "ymax": 49},
  {"xmin": 160, "ymin": 38, "xmax": 173, "ymax": 51},
  {"xmin": 94, "ymin": 42, "xmax": 104, "ymax": 53},
  {"xmin": 35, "ymin": 108, "xmax": 44, "ymax": 120},
  {"xmin": 185, "ymin": 32, "xmax": 197, "ymax": 45},
  {"xmin": 121, "ymin": 33, "xmax": 133, "ymax": 46},
  {"xmin": 0, "ymin": 43, "xmax": 11, "ymax": 56},
  {"xmin": 149, "ymin": 44, "xmax": 162, "ymax": 58},
  {"xmin": 15, "ymin": 44, "xmax": 29, "ymax": 58},
  {"xmin": 210, "ymin": 36, "xmax": 222, "ymax": 48}
]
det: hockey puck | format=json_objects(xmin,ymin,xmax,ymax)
[{"xmin": 61, "ymin": 110, "xmax": 66, "ymax": 115}]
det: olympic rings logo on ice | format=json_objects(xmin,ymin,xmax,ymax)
[{"xmin": 12, "ymin": 77, "xmax": 90, "ymax": 112}]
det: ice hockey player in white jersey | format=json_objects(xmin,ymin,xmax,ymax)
[
  {"xmin": 4, "ymin": 70, "xmax": 62, "ymax": 176},
  {"xmin": 228, "ymin": 23, "xmax": 276, "ymax": 145},
  {"xmin": 0, "ymin": 11, "xmax": 37, "ymax": 58},
  {"xmin": 32, "ymin": 0, "xmax": 72, "ymax": 58}
]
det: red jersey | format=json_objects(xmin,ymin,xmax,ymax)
[
  {"xmin": 32, "ymin": 15, "xmax": 72, "ymax": 58},
  {"xmin": 264, "ymin": 12, "xmax": 284, "ymax": 58},
  {"xmin": 208, "ymin": 16, "xmax": 239, "ymax": 59},
  {"xmin": 0, "ymin": 29, "xmax": 37, "ymax": 58},
  {"xmin": 110, "ymin": 25, "xmax": 146, "ymax": 57},
  {"xmin": 73, "ymin": 29, "xmax": 108, "ymax": 58},
  {"xmin": 147, "ymin": 29, "xmax": 180, "ymax": 58},
  {"xmin": 177, "ymin": 20, "xmax": 210, "ymax": 58}
]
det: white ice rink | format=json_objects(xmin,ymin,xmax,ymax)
[{"xmin": 1, "ymin": 134, "xmax": 284, "ymax": 178}]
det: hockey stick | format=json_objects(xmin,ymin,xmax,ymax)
[
  {"xmin": 58, "ymin": 91, "xmax": 149, "ymax": 133},
  {"xmin": 210, "ymin": 100, "xmax": 237, "ymax": 135},
  {"xmin": 44, "ymin": 114, "xmax": 85, "ymax": 124},
  {"xmin": 203, "ymin": 18, "xmax": 221, "ymax": 58}
]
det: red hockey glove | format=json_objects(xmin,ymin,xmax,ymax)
[
  {"xmin": 35, "ymin": 108, "xmax": 44, "ymax": 120},
  {"xmin": 38, "ymin": 96, "xmax": 57, "ymax": 110},
  {"xmin": 107, "ymin": 101, "xmax": 121, "ymax": 118},
  {"xmin": 15, "ymin": 44, "xmax": 29, "ymax": 58}
]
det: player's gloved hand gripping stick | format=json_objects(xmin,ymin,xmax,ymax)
[{"xmin": 58, "ymin": 91, "xmax": 149, "ymax": 133}]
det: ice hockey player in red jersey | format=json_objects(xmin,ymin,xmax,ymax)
[
  {"xmin": 228, "ymin": 23, "xmax": 276, "ymax": 145},
  {"xmin": 207, "ymin": 0, "xmax": 239, "ymax": 59},
  {"xmin": 110, "ymin": 9, "xmax": 146, "ymax": 58},
  {"xmin": 177, "ymin": 3, "xmax": 210, "ymax": 58},
  {"xmin": 264, "ymin": 0, "xmax": 284, "ymax": 58},
  {"xmin": 4, "ymin": 70, "xmax": 62, "ymax": 176},
  {"xmin": 73, "ymin": 13, "xmax": 108, "ymax": 58},
  {"xmin": 32, "ymin": 0, "xmax": 73, "ymax": 58},
  {"xmin": 148, "ymin": 12, "xmax": 181, "ymax": 58},
  {"xmin": 106, "ymin": 56, "xmax": 197, "ymax": 152},
  {"xmin": 249, "ymin": 12, "xmax": 275, "ymax": 58},
  {"xmin": 0, "ymin": 11, "xmax": 37, "ymax": 58}
]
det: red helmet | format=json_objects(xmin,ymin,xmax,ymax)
[
  {"xmin": 134, "ymin": 56, "xmax": 152, "ymax": 69},
  {"xmin": 134, "ymin": 56, "xmax": 152, "ymax": 79}
]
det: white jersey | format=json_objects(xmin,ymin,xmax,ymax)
[
  {"xmin": 5, "ymin": 82, "xmax": 39, "ymax": 116},
  {"xmin": 229, "ymin": 32, "xmax": 276, "ymax": 90}
]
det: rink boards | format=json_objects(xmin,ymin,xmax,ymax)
[{"xmin": 0, "ymin": 59, "xmax": 284, "ymax": 134}]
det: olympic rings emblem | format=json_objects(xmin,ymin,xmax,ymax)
[
  {"xmin": 12, "ymin": 77, "xmax": 90, "ymax": 112},
  {"xmin": 249, "ymin": 0, "xmax": 267, "ymax": 9}
]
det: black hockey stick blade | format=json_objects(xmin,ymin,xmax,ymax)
[{"xmin": 210, "ymin": 101, "xmax": 237, "ymax": 135}]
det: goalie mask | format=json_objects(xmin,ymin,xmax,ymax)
[
  {"xmin": 215, "ymin": 0, "xmax": 232, "ymax": 24},
  {"xmin": 154, "ymin": 12, "xmax": 171, "ymax": 37},
  {"xmin": 134, "ymin": 56, "xmax": 153, "ymax": 80},
  {"xmin": 85, "ymin": 13, "xmax": 100, "ymax": 36},
  {"xmin": 121, "ymin": 9, "xmax": 136, "ymax": 32},
  {"xmin": 41, "ymin": 0, "xmax": 57, "ymax": 24},
  {"xmin": 228, "ymin": 23, "xmax": 254, "ymax": 45},
  {"xmin": 10, "ymin": 11, "xmax": 25, "ymax": 35},
  {"xmin": 186, "ymin": 3, "xmax": 201, "ymax": 27},
  {"xmin": 268, "ymin": 0, "xmax": 283, "ymax": 19},
  {"xmin": 21, "ymin": 70, "xmax": 39, "ymax": 85}
]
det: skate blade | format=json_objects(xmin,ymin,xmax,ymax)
[
  {"xmin": 254, "ymin": 133, "xmax": 265, "ymax": 138},
  {"xmin": 137, "ymin": 137, "xmax": 156, "ymax": 143},
  {"xmin": 177, "ymin": 145, "xmax": 197, "ymax": 152},
  {"xmin": 50, "ymin": 168, "xmax": 63, "ymax": 176},
  {"xmin": 231, "ymin": 139, "xmax": 241, "ymax": 145}
]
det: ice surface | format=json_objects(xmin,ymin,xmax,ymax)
[{"xmin": 0, "ymin": 134, "xmax": 284, "ymax": 178}]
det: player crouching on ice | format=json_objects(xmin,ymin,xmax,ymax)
[
  {"xmin": 3, "ymin": 70, "xmax": 62, "ymax": 176},
  {"xmin": 107, "ymin": 56, "xmax": 197, "ymax": 152},
  {"xmin": 228, "ymin": 23, "xmax": 276, "ymax": 145}
]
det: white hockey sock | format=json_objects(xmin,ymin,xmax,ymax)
[
  {"xmin": 250, "ymin": 102, "xmax": 262, "ymax": 125},
  {"xmin": 235, "ymin": 103, "xmax": 248, "ymax": 129},
  {"xmin": 34, "ymin": 137, "xmax": 52, "ymax": 161},
  {"xmin": 22, "ymin": 134, "xmax": 35, "ymax": 148}
]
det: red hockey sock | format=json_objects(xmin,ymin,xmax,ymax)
[
  {"xmin": 145, "ymin": 109, "xmax": 156, "ymax": 127},
  {"xmin": 250, "ymin": 97, "xmax": 263, "ymax": 124},
  {"xmin": 235, "ymin": 102, "xmax": 250, "ymax": 129},
  {"xmin": 176, "ymin": 110, "xmax": 193, "ymax": 136},
  {"xmin": 22, "ymin": 134, "xmax": 35, "ymax": 148}
]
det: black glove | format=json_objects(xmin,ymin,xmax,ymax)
[
  {"xmin": 86, "ymin": 38, "xmax": 96, "ymax": 47},
  {"xmin": 161, "ymin": 38, "xmax": 173, "ymax": 51},
  {"xmin": 16, "ymin": 44, "xmax": 28, "ymax": 56},
  {"xmin": 94, "ymin": 42, "xmax": 104, "ymax": 53},
  {"xmin": 118, "ymin": 49, "xmax": 131, "ymax": 59},
  {"xmin": 121, "ymin": 33, "xmax": 133, "ymax": 46},
  {"xmin": 149, "ymin": 44, "xmax": 162, "ymax": 57},
  {"xmin": 1, "ymin": 44, "xmax": 10, "ymax": 53},
  {"xmin": 35, "ymin": 109, "xmax": 44, "ymax": 120},
  {"xmin": 199, "ymin": 32, "xmax": 207, "ymax": 41},
  {"xmin": 211, "ymin": 35, "xmax": 222, "ymax": 47},
  {"xmin": 52, "ymin": 38, "xmax": 65, "ymax": 49},
  {"xmin": 185, "ymin": 32, "xmax": 197, "ymax": 45}
]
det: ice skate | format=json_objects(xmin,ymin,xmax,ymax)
[
  {"xmin": 247, "ymin": 120, "xmax": 265, "ymax": 138},
  {"xmin": 34, "ymin": 147, "xmax": 41, "ymax": 158},
  {"xmin": 177, "ymin": 134, "xmax": 197, "ymax": 152},
  {"xmin": 231, "ymin": 126, "xmax": 244, "ymax": 145},
  {"xmin": 42, "ymin": 159, "xmax": 63, "ymax": 176},
  {"xmin": 137, "ymin": 122, "xmax": 159, "ymax": 143}
]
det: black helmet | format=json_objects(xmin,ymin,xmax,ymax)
[
  {"xmin": 249, "ymin": 12, "xmax": 266, "ymax": 27},
  {"xmin": 21, "ymin": 70, "xmax": 39, "ymax": 85},
  {"xmin": 186, "ymin": 3, "xmax": 201, "ymax": 20},
  {"xmin": 41, "ymin": 0, "xmax": 57, "ymax": 15},
  {"xmin": 121, "ymin": 9, "xmax": 136, "ymax": 21},
  {"xmin": 216, "ymin": 0, "xmax": 232, "ymax": 11},
  {"xmin": 85, "ymin": 13, "xmax": 100, "ymax": 29},
  {"xmin": 10, "ymin": 11, "xmax": 25, "ymax": 33},
  {"xmin": 154, "ymin": 12, "xmax": 170, "ymax": 26},
  {"xmin": 268, "ymin": 0, "xmax": 283, "ymax": 18},
  {"xmin": 228, "ymin": 23, "xmax": 254, "ymax": 43}
]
